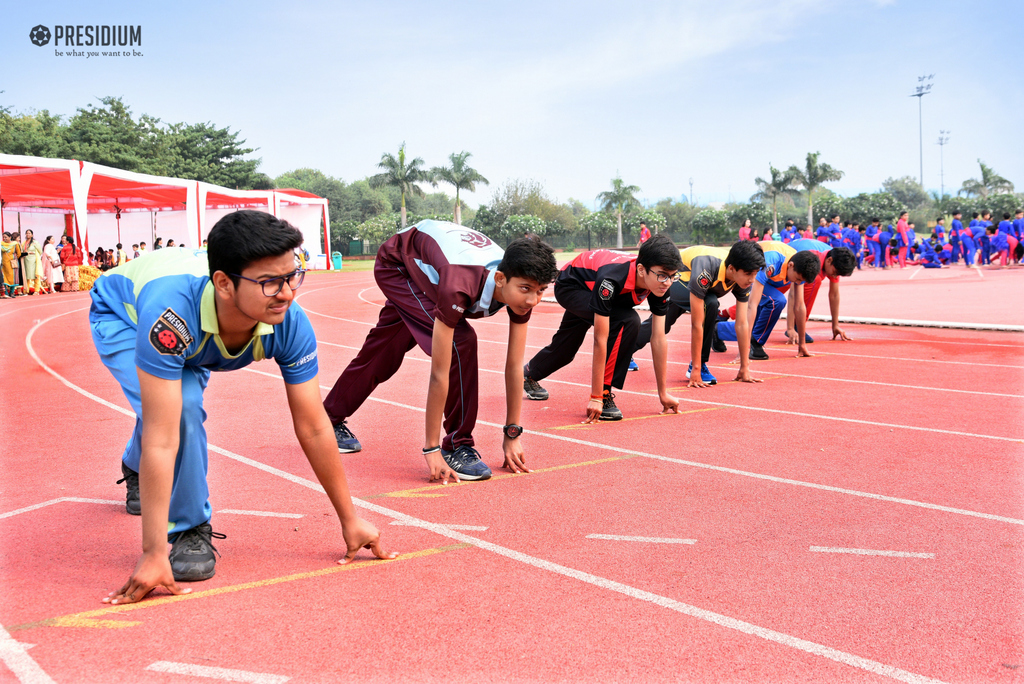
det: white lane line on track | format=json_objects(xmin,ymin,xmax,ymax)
[
  {"xmin": 781, "ymin": 348, "xmax": 1024, "ymax": 369},
  {"xmin": 390, "ymin": 522, "xmax": 488, "ymax": 531},
  {"xmin": 0, "ymin": 625, "xmax": 55, "ymax": 684},
  {"xmin": 810, "ymin": 547, "xmax": 934, "ymax": 559},
  {"xmin": 0, "ymin": 497, "xmax": 122, "ymax": 520},
  {"xmin": 145, "ymin": 661, "xmax": 289, "ymax": 684},
  {"xmin": 908, "ymin": 266, "xmax": 923, "ymax": 280},
  {"xmin": 218, "ymin": 510, "xmax": 304, "ymax": 519},
  {"xmin": 588, "ymin": 534, "xmax": 696, "ymax": 544},
  {"xmin": 21, "ymin": 317, "xmax": 956, "ymax": 684}
]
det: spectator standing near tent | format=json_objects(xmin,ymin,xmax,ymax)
[
  {"xmin": 1, "ymin": 233, "xmax": 22, "ymax": 297},
  {"xmin": 21, "ymin": 230, "xmax": 43, "ymax": 295},
  {"xmin": 153, "ymin": 238, "xmax": 163, "ymax": 250},
  {"xmin": 60, "ymin": 237, "xmax": 82, "ymax": 291},
  {"xmin": 41, "ymin": 235, "xmax": 61, "ymax": 294}
]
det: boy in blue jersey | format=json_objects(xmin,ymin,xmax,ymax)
[
  {"xmin": 949, "ymin": 211, "xmax": 964, "ymax": 264},
  {"xmin": 91, "ymin": 211, "xmax": 395, "ymax": 605},
  {"xmin": 715, "ymin": 242, "xmax": 820, "ymax": 360}
]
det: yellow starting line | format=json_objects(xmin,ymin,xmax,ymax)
[{"xmin": 8, "ymin": 543, "xmax": 470, "ymax": 632}]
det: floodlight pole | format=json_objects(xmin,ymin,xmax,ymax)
[
  {"xmin": 688, "ymin": 177, "xmax": 694, "ymax": 205},
  {"xmin": 910, "ymin": 75, "xmax": 933, "ymax": 189},
  {"xmin": 937, "ymin": 131, "xmax": 950, "ymax": 199}
]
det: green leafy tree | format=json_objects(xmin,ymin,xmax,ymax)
[
  {"xmin": 369, "ymin": 143, "xmax": 429, "ymax": 228},
  {"xmin": 63, "ymin": 97, "xmax": 166, "ymax": 174},
  {"xmin": 0, "ymin": 110, "xmax": 70, "ymax": 158},
  {"xmin": 788, "ymin": 152, "xmax": 844, "ymax": 227},
  {"xmin": 959, "ymin": 160, "xmax": 1014, "ymax": 198},
  {"xmin": 881, "ymin": 176, "xmax": 929, "ymax": 208},
  {"xmin": 500, "ymin": 214, "xmax": 547, "ymax": 243},
  {"xmin": 597, "ymin": 176, "xmax": 641, "ymax": 248},
  {"xmin": 579, "ymin": 211, "xmax": 616, "ymax": 245},
  {"xmin": 751, "ymin": 164, "xmax": 799, "ymax": 233},
  {"xmin": 725, "ymin": 202, "xmax": 773, "ymax": 235},
  {"xmin": 654, "ymin": 198, "xmax": 700, "ymax": 240},
  {"xmin": 164, "ymin": 121, "xmax": 262, "ymax": 188},
  {"xmin": 691, "ymin": 208, "xmax": 729, "ymax": 245},
  {"xmin": 431, "ymin": 151, "xmax": 489, "ymax": 225},
  {"xmin": 355, "ymin": 212, "xmax": 402, "ymax": 245}
]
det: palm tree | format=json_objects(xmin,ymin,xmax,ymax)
[
  {"xmin": 959, "ymin": 159, "xmax": 1014, "ymax": 198},
  {"xmin": 431, "ymin": 151, "xmax": 489, "ymax": 225},
  {"xmin": 369, "ymin": 143, "xmax": 429, "ymax": 229},
  {"xmin": 788, "ymin": 152, "xmax": 844, "ymax": 226},
  {"xmin": 597, "ymin": 176, "xmax": 641, "ymax": 248},
  {"xmin": 752, "ymin": 164, "xmax": 799, "ymax": 233}
]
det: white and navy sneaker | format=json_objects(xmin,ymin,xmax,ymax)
[
  {"xmin": 169, "ymin": 522, "xmax": 225, "ymax": 582},
  {"xmin": 441, "ymin": 446, "xmax": 492, "ymax": 481},
  {"xmin": 333, "ymin": 421, "xmax": 362, "ymax": 453}
]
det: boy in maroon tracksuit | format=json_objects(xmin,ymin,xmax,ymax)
[
  {"xmin": 323, "ymin": 221, "xmax": 558, "ymax": 484},
  {"xmin": 523, "ymin": 234, "xmax": 682, "ymax": 422}
]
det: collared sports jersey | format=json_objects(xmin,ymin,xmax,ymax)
[
  {"xmin": 89, "ymin": 247, "xmax": 319, "ymax": 384},
  {"xmin": 756, "ymin": 242, "xmax": 796, "ymax": 289},
  {"xmin": 558, "ymin": 249, "xmax": 669, "ymax": 316},
  {"xmin": 787, "ymin": 238, "xmax": 840, "ymax": 283},
  {"xmin": 679, "ymin": 246, "xmax": 750, "ymax": 303},
  {"xmin": 376, "ymin": 220, "xmax": 529, "ymax": 329}
]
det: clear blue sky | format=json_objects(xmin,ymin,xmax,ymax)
[{"xmin": 4, "ymin": 0, "xmax": 1021, "ymax": 208}]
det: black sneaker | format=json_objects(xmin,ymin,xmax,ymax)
[
  {"xmin": 805, "ymin": 333, "xmax": 814, "ymax": 343},
  {"xmin": 116, "ymin": 462, "xmax": 141, "ymax": 516},
  {"xmin": 711, "ymin": 331, "xmax": 727, "ymax": 353},
  {"xmin": 524, "ymin": 372, "xmax": 549, "ymax": 401},
  {"xmin": 169, "ymin": 522, "xmax": 225, "ymax": 582},
  {"xmin": 440, "ymin": 445, "xmax": 492, "ymax": 481},
  {"xmin": 600, "ymin": 392, "xmax": 623, "ymax": 421},
  {"xmin": 749, "ymin": 340, "xmax": 769, "ymax": 360},
  {"xmin": 333, "ymin": 421, "xmax": 362, "ymax": 453}
]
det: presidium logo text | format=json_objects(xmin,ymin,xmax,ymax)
[{"xmin": 29, "ymin": 24, "xmax": 143, "ymax": 58}]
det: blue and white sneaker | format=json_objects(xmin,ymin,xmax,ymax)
[
  {"xmin": 441, "ymin": 445, "xmax": 492, "ymax": 481},
  {"xmin": 333, "ymin": 421, "xmax": 362, "ymax": 453},
  {"xmin": 628, "ymin": 358, "xmax": 639, "ymax": 372},
  {"xmin": 686, "ymin": 362, "xmax": 717, "ymax": 385}
]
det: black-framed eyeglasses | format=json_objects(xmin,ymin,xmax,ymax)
[
  {"xmin": 231, "ymin": 269, "xmax": 306, "ymax": 296},
  {"xmin": 644, "ymin": 268, "xmax": 677, "ymax": 284}
]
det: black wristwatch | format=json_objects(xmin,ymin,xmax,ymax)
[{"xmin": 503, "ymin": 424, "xmax": 524, "ymax": 439}]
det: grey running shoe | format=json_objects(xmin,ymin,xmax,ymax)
[
  {"xmin": 441, "ymin": 445, "xmax": 492, "ymax": 481},
  {"xmin": 116, "ymin": 462, "xmax": 141, "ymax": 516},
  {"xmin": 523, "ymin": 374, "xmax": 549, "ymax": 401},
  {"xmin": 333, "ymin": 421, "xmax": 362, "ymax": 453},
  {"xmin": 169, "ymin": 522, "xmax": 225, "ymax": 582},
  {"xmin": 600, "ymin": 392, "xmax": 623, "ymax": 421}
]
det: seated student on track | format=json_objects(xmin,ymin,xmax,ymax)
[
  {"xmin": 90, "ymin": 210, "xmax": 395, "ymax": 605},
  {"xmin": 779, "ymin": 239, "xmax": 856, "ymax": 345},
  {"xmin": 914, "ymin": 234, "xmax": 947, "ymax": 268},
  {"xmin": 323, "ymin": 222, "xmax": 558, "ymax": 484},
  {"xmin": 523, "ymin": 234, "xmax": 682, "ymax": 422},
  {"xmin": 636, "ymin": 240, "xmax": 765, "ymax": 388},
  {"xmin": 715, "ymin": 242, "xmax": 821, "ymax": 361}
]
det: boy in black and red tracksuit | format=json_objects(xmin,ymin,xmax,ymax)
[
  {"xmin": 323, "ymin": 220, "xmax": 558, "ymax": 484},
  {"xmin": 523, "ymin": 234, "xmax": 682, "ymax": 422}
]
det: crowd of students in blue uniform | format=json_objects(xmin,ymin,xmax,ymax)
[{"xmin": 764, "ymin": 208, "xmax": 1024, "ymax": 270}]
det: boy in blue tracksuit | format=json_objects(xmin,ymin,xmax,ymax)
[
  {"xmin": 864, "ymin": 219, "xmax": 882, "ymax": 267},
  {"xmin": 916, "ymin": 236, "xmax": 945, "ymax": 268},
  {"xmin": 975, "ymin": 212, "xmax": 992, "ymax": 265},
  {"xmin": 90, "ymin": 211, "xmax": 394, "ymax": 604},
  {"xmin": 949, "ymin": 211, "xmax": 965, "ymax": 264},
  {"xmin": 962, "ymin": 213, "xmax": 979, "ymax": 266},
  {"xmin": 715, "ymin": 242, "xmax": 821, "ymax": 360}
]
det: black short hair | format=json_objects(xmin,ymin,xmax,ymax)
[
  {"xmin": 791, "ymin": 251, "xmax": 821, "ymax": 282},
  {"xmin": 827, "ymin": 247, "xmax": 856, "ymax": 277},
  {"xmin": 207, "ymin": 210, "xmax": 304, "ymax": 285},
  {"xmin": 831, "ymin": 214, "xmax": 840, "ymax": 220},
  {"xmin": 871, "ymin": 218, "xmax": 880, "ymax": 223},
  {"xmin": 116, "ymin": 243, "xmax": 123, "ymax": 250},
  {"xmin": 987, "ymin": 225, "xmax": 996, "ymax": 234},
  {"xmin": 498, "ymin": 234, "xmax": 558, "ymax": 285},
  {"xmin": 637, "ymin": 234, "xmax": 682, "ymax": 271},
  {"xmin": 936, "ymin": 217, "xmax": 945, "ymax": 222},
  {"xmin": 1004, "ymin": 212, "xmax": 1012, "ymax": 220},
  {"xmin": 972, "ymin": 212, "xmax": 980, "ymax": 219},
  {"xmin": 725, "ymin": 240, "xmax": 765, "ymax": 273}
]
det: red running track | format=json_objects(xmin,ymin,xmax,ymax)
[{"xmin": 0, "ymin": 266, "xmax": 1022, "ymax": 684}]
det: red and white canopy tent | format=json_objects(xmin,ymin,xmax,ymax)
[{"xmin": 0, "ymin": 154, "xmax": 333, "ymax": 268}]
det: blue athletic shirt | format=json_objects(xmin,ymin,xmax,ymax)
[
  {"xmin": 90, "ymin": 247, "xmax": 319, "ymax": 384},
  {"xmin": 756, "ymin": 242, "xmax": 796, "ymax": 289}
]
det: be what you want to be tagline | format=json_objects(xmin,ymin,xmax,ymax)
[{"xmin": 29, "ymin": 24, "xmax": 144, "ymax": 58}]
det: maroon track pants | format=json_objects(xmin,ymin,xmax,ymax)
[{"xmin": 322, "ymin": 262, "xmax": 479, "ymax": 451}]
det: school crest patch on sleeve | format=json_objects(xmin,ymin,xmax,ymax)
[
  {"xmin": 765, "ymin": 265, "xmax": 775, "ymax": 277},
  {"xmin": 598, "ymin": 279, "xmax": 615, "ymax": 300},
  {"xmin": 697, "ymin": 270, "xmax": 712, "ymax": 289},
  {"xmin": 149, "ymin": 308, "xmax": 193, "ymax": 356}
]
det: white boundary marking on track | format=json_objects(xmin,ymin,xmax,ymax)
[
  {"xmin": 810, "ymin": 547, "xmax": 934, "ymax": 559},
  {"xmin": 908, "ymin": 266, "xmax": 923, "ymax": 280},
  {"xmin": 145, "ymin": 661, "xmax": 290, "ymax": 684},
  {"xmin": 0, "ymin": 497, "xmax": 122, "ymax": 520},
  {"xmin": 0, "ymin": 625, "xmax": 55, "ymax": 684},
  {"xmin": 22, "ymin": 317, "xmax": 957, "ymax": 683},
  {"xmin": 784, "ymin": 348, "xmax": 1024, "ymax": 369},
  {"xmin": 588, "ymin": 534, "xmax": 697, "ymax": 544},
  {"xmin": 390, "ymin": 521, "xmax": 488, "ymax": 531},
  {"xmin": 218, "ymin": 510, "xmax": 304, "ymax": 519}
]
